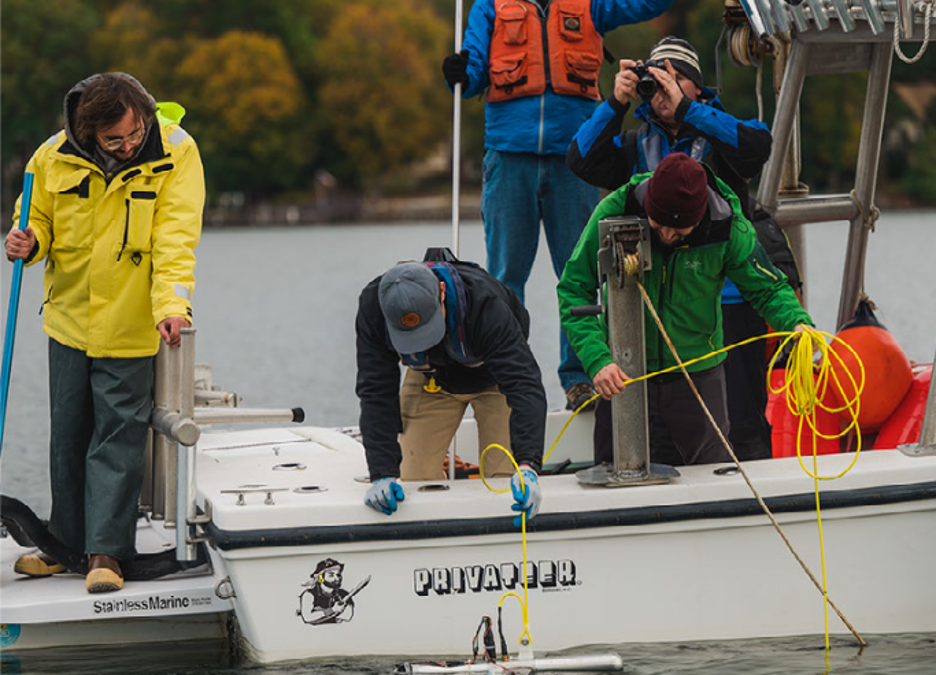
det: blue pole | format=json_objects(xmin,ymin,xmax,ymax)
[{"xmin": 0, "ymin": 172, "xmax": 35, "ymax": 455}]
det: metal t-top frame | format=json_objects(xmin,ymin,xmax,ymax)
[{"xmin": 750, "ymin": 10, "xmax": 936, "ymax": 451}]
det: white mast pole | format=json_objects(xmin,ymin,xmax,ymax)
[
  {"xmin": 451, "ymin": 0, "xmax": 464, "ymax": 258},
  {"xmin": 448, "ymin": 0, "xmax": 464, "ymax": 482}
]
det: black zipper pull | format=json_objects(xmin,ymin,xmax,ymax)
[
  {"xmin": 117, "ymin": 198, "xmax": 130, "ymax": 261},
  {"xmin": 39, "ymin": 285, "xmax": 53, "ymax": 315}
]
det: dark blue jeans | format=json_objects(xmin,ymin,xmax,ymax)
[
  {"xmin": 481, "ymin": 149, "xmax": 599, "ymax": 390},
  {"xmin": 47, "ymin": 339, "xmax": 154, "ymax": 560}
]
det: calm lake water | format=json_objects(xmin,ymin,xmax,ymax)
[
  {"xmin": 1, "ymin": 215, "xmax": 935, "ymax": 674},
  {"xmin": 4, "ymin": 633, "xmax": 936, "ymax": 675}
]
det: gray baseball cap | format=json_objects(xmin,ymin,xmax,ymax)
[{"xmin": 378, "ymin": 262, "xmax": 445, "ymax": 354}]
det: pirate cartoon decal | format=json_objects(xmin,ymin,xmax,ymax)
[{"xmin": 297, "ymin": 558, "xmax": 371, "ymax": 625}]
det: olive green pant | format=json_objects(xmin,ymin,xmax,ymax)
[
  {"xmin": 47, "ymin": 339, "xmax": 154, "ymax": 560},
  {"xmin": 399, "ymin": 369, "xmax": 515, "ymax": 480}
]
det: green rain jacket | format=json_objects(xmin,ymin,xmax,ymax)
[{"xmin": 557, "ymin": 168, "xmax": 813, "ymax": 378}]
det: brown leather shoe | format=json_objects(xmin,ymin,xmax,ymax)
[
  {"xmin": 14, "ymin": 552, "xmax": 66, "ymax": 577},
  {"xmin": 85, "ymin": 554, "xmax": 124, "ymax": 593},
  {"xmin": 565, "ymin": 382, "xmax": 598, "ymax": 412}
]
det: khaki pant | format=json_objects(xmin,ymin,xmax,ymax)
[{"xmin": 399, "ymin": 369, "xmax": 515, "ymax": 480}]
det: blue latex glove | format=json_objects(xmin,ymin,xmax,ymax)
[
  {"xmin": 365, "ymin": 477, "xmax": 405, "ymax": 515},
  {"xmin": 510, "ymin": 465, "xmax": 541, "ymax": 527}
]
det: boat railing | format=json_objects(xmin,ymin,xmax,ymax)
[
  {"xmin": 736, "ymin": 0, "xmax": 934, "ymax": 325},
  {"xmin": 739, "ymin": 0, "xmax": 926, "ymax": 40},
  {"xmin": 143, "ymin": 328, "xmax": 305, "ymax": 560}
]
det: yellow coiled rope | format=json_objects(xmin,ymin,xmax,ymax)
[{"xmin": 477, "ymin": 313, "xmax": 868, "ymax": 653}]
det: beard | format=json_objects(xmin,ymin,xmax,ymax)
[
  {"xmin": 323, "ymin": 576, "xmax": 342, "ymax": 590},
  {"xmin": 104, "ymin": 146, "xmax": 141, "ymax": 162}
]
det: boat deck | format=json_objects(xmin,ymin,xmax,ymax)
[{"xmin": 0, "ymin": 515, "xmax": 232, "ymax": 650}]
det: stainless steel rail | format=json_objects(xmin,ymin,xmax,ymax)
[{"xmin": 146, "ymin": 328, "xmax": 304, "ymax": 561}]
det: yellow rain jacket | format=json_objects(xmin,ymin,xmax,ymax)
[{"xmin": 13, "ymin": 100, "xmax": 205, "ymax": 359}]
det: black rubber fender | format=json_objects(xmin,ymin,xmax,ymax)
[{"xmin": 1, "ymin": 495, "xmax": 208, "ymax": 580}]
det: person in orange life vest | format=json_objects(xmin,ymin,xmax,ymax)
[
  {"xmin": 355, "ymin": 257, "xmax": 545, "ymax": 525},
  {"xmin": 441, "ymin": 0, "xmax": 673, "ymax": 413}
]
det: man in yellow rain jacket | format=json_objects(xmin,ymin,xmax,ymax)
[{"xmin": 4, "ymin": 73, "xmax": 204, "ymax": 593}]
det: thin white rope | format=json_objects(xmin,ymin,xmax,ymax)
[{"xmin": 894, "ymin": 0, "xmax": 935, "ymax": 64}]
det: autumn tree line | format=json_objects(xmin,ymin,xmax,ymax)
[{"xmin": 3, "ymin": 0, "xmax": 935, "ymax": 221}]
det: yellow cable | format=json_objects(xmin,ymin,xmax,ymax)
[
  {"xmin": 545, "ymin": 332, "xmax": 782, "ymax": 461},
  {"xmin": 478, "ymin": 444, "xmax": 533, "ymax": 649},
  {"xmin": 773, "ymin": 327, "xmax": 865, "ymax": 652},
  {"xmin": 539, "ymin": 325, "xmax": 866, "ymax": 649},
  {"xmin": 545, "ymin": 329, "xmax": 866, "ymax": 471},
  {"xmin": 481, "ymin": 325, "xmax": 868, "ymax": 652},
  {"xmin": 544, "ymin": 392, "xmax": 601, "ymax": 462}
]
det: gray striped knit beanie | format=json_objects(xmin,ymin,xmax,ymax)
[{"xmin": 648, "ymin": 36, "xmax": 703, "ymax": 90}]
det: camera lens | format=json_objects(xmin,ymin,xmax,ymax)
[{"xmin": 636, "ymin": 77, "xmax": 657, "ymax": 100}]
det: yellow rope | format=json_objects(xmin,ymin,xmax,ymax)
[
  {"xmin": 478, "ymin": 444, "xmax": 533, "ymax": 650},
  {"xmin": 637, "ymin": 285, "xmax": 865, "ymax": 647},
  {"xmin": 767, "ymin": 329, "xmax": 865, "ymax": 480},
  {"xmin": 478, "ymin": 314, "xmax": 870, "ymax": 651},
  {"xmin": 538, "ymin": 322, "xmax": 866, "ymax": 646},
  {"xmin": 766, "ymin": 327, "xmax": 867, "ymax": 650}
]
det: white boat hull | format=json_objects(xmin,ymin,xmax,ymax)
[{"xmin": 195, "ymin": 422, "xmax": 936, "ymax": 663}]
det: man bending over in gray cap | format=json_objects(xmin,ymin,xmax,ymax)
[{"xmin": 355, "ymin": 252, "xmax": 547, "ymax": 525}]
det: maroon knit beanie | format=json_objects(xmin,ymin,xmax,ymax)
[{"xmin": 645, "ymin": 154, "xmax": 708, "ymax": 229}]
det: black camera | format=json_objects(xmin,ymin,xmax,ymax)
[{"xmin": 628, "ymin": 59, "xmax": 666, "ymax": 100}]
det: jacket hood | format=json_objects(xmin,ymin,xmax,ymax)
[
  {"xmin": 63, "ymin": 72, "xmax": 157, "ymax": 164},
  {"xmin": 628, "ymin": 162, "xmax": 734, "ymax": 248}
]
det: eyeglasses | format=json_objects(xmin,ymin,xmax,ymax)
[{"xmin": 99, "ymin": 125, "xmax": 145, "ymax": 151}]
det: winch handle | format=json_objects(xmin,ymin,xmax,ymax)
[{"xmin": 569, "ymin": 305, "xmax": 604, "ymax": 317}]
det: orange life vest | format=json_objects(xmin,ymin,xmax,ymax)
[{"xmin": 487, "ymin": 0, "xmax": 603, "ymax": 103}]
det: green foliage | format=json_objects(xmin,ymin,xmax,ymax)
[
  {"xmin": 313, "ymin": 0, "xmax": 450, "ymax": 184},
  {"xmin": 902, "ymin": 123, "xmax": 936, "ymax": 201},
  {"xmin": 2, "ymin": 0, "xmax": 936, "ymax": 207},
  {"xmin": 1, "ymin": 0, "xmax": 101, "ymax": 163},
  {"xmin": 174, "ymin": 31, "xmax": 311, "ymax": 195},
  {"xmin": 800, "ymin": 73, "xmax": 868, "ymax": 191}
]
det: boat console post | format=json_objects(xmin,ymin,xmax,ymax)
[
  {"xmin": 755, "ymin": 38, "xmax": 810, "ymax": 300},
  {"xmin": 836, "ymin": 40, "xmax": 893, "ymax": 328},
  {"xmin": 175, "ymin": 328, "xmax": 202, "ymax": 560},
  {"xmin": 146, "ymin": 328, "xmax": 306, "ymax": 559},
  {"xmin": 919, "ymin": 358, "xmax": 936, "ymax": 449},
  {"xmin": 901, "ymin": 347, "xmax": 936, "ymax": 457},
  {"xmin": 574, "ymin": 217, "xmax": 675, "ymax": 487},
  {"xmin": 150, "ymin": 329, "xmax": 200, "ymax": 527}
]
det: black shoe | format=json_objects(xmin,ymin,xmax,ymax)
[{"xmin": 565, "ymin": 383, "xmax": 597, "ymax": 412}]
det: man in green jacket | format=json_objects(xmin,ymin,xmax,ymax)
[{"xmin": 557, "ymin": 153, "xmax": 812, "ymax": 465}]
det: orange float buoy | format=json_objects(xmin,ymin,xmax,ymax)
[
  {"xmin": 827, "ymin": 300, "xmax": 913, "ymax": 432},
  {"xmin": 765, "ymin": 369, "xmax": 839, "ymax": 458},
  {"xmin": 872, "ymin": 366, "xmax": 933, "ymax": 449}
]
